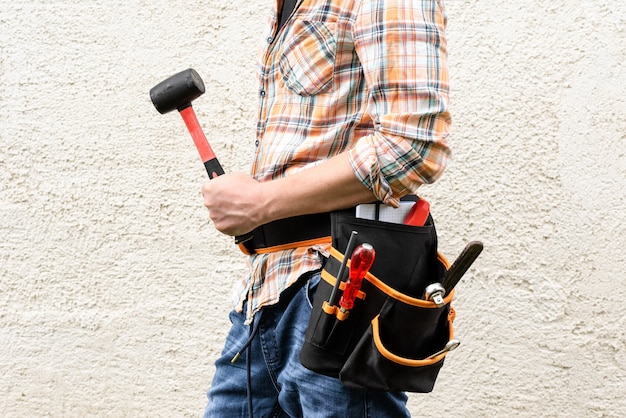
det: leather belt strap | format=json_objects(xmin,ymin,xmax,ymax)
[{"xmin": 235, "ymin": 212, "xmax": 332, "ymax": 255}]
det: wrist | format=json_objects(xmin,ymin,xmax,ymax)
[{"xmin": 255, "ymin": 179, "xmax": 284, "ymax": 225}]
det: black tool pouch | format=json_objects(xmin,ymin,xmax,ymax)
[{"xmin": 299, "ymin": 208, "xmax": 455, "ymax": 392}]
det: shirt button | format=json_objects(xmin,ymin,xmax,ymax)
[
  {"xmin": 267, "ymin": 37, "xmax": 273, "ymax": 44},
  {"xmin": 255, "ymin": 140, "xmax": 260, "ymax": 147},
  {"xmin": 260, "ymin": 90, "xmax": 266, "ymax": 97}
]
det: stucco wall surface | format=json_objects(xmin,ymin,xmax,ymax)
[{"xmin": 1, "ymin": 0, "xmax": 624, "ymax": 417}]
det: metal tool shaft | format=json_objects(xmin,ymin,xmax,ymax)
[
  {"xmin": 427, "ymin": 339, "xmax": 461, "ymax": 359},
  {"xmin": 327, "ymin": 231, "xmax": 358, "ymax": 306}
]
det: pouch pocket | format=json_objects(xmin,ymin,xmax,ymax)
[
  {"xmin": 339, "ymin": 295, "xmax": 455, "ymax": 392},
  {"xmin": 329, "ymin": 209, "xmax": 441, "ymax": 297},
  {"xmin": 299, "ymin": 206, "xmax": 456, "ymax": 392},
  {"xmin": 279, "ymin": 20, "xmax": 337, "ymax": 96},
  {"xmin": 300, "ymin": 265, "xmax": 389, "ymax": 376}
]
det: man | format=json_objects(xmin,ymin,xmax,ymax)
[{"xmin": 202, "ymin": 0, "xmax": 451, "ymax": 416}]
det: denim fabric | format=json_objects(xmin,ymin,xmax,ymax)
[{"xmin": 204, "ymin": 272, "xmax": 410, "ymax": 418}]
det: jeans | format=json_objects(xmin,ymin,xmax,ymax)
[{"xmin": 204, "ymin": 272, "xmax": 410, "ymax": 418}]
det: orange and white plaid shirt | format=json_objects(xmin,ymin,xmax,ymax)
[{"xmin": 235, "ymin": 0, "xmax": 451, "ymax": 322}]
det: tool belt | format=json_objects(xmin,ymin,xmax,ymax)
[
  {"xmin": 235, "ymin": 212, "xmax": 332, "ymax": 255},
  {"xmin": 299, "ymin": 207, "xmax": 456, "ymax": 393}
]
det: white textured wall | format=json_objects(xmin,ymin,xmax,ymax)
[{"xmin": 1, "ymin": 1, "xmax": 624, "ymax": 417}]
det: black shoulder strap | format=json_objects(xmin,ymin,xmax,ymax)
[{"xmin": 278, "ymin": 0, "xmax": 299, "ymax": 31}]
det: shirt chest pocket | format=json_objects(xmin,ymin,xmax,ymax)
[{"xmin": 279, "ymin": 20, "xmax": 337, "ymax": 96}]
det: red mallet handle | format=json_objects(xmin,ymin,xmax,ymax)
[
  {"xmin": 339, "ymin": 243, "xmax": 376, "ymax": 312},
  {"xmin": 179, "ymin": 106, "xmax": 225, "ymax": 179}
]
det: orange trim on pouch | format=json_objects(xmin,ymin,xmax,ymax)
[
  {"xmin": 321, "ymin": 301, "xmax": 350, "ymax": 321},
  {"xmin": 322, "ymin": 301, "xmax": 336, "ymax": 315},
  {"xmin": 328, "ymin": 247, "xmax": 454, "ymax": 308},
  {"xmin": 372, "ymin": 314, "xmax": 455, "ymax": 367},
  {"xmin": 237, "ymin": 242, "xmax": 252, "ymax": 255},
  {"xmin": 321, "ymin": 269, "xmax": 366, "ymax": 300}
]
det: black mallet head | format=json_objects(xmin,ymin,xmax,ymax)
[{"xmin": 150, "ymin": 68, "xmax": 205, "ymax": 114}]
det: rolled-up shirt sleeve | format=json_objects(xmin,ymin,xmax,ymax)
[{"xmin": 349, "ymin": 0, "xmax": 452, "ymax": 207}]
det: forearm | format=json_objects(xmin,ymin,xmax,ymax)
[
  {"xmin": 258, "ymin": 152, "xmax": 376, "ymax": 223},
  {"xmin": 202, "ymin": 152, "xmax": 375, "ymax": 236}
]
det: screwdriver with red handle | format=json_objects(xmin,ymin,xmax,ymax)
[{"xmin": 339, "ymin": 243, "xmax": 376, "ymax": 312}]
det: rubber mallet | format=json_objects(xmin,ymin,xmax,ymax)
[{"xmin": 150, "ymin": 68, "xmax": 224, "ymax": 178}]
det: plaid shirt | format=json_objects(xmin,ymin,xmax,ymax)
[{"xmin": 234, "ymin": 0, "xmax": 451, "ymax": 322}]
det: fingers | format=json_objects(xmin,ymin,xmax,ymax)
[
  {"xmin": 199, "ymin": 173, "xmax": 263, "ymax": 236},
  {"xmin": 201, "ymin": 180, "xmax": 212, "ymax": 208}
]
